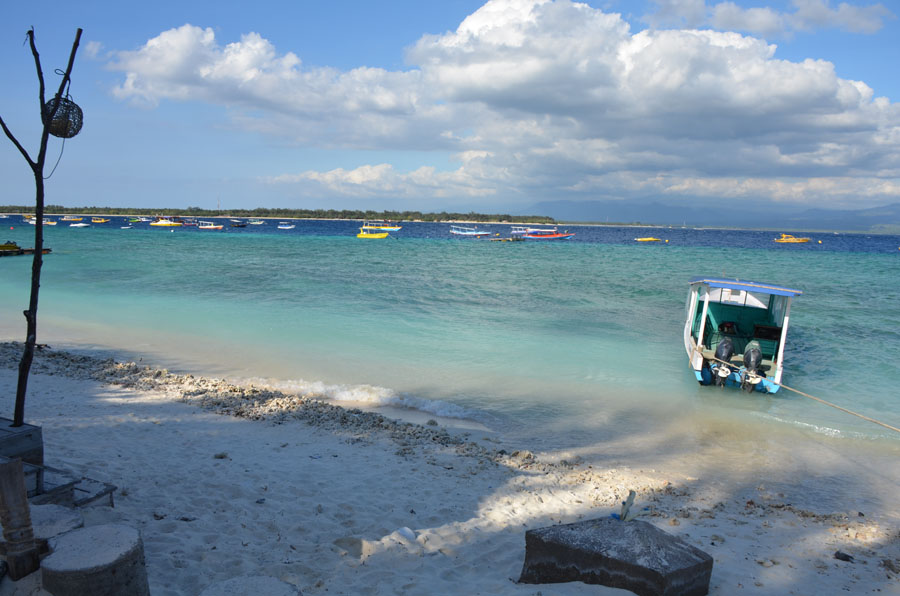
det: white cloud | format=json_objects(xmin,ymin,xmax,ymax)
[
  {"xmin": 648, "ymin": 0, "xmax": 892, "ymax": 38},
  {"xmin": 108, "ymin": 1, "xmax": 900, "ymax": 209},
  {"xmin": 83, "ymin": 40, "xmax": 104, "ymax": 60},
  {"xmin": 789, "ymin": 0, "xmax": 892, "ymax": 34}
]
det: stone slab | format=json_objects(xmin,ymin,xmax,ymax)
[{"xmin": 518, "ymin": 517, "xmax": 713, "ymax": 596}]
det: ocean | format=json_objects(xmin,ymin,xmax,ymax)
[{"xmin": 2, "ymin": 217, "xmax": 899, "ymax": 453}]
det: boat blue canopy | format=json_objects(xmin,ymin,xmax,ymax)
[{"xmin": 689, "ymin": 276, "xmax": 802, "ymax": 297}]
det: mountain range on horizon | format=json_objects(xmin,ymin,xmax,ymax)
[{"xmin": 532, "ymin": 200, "xmax": 900, "ymax": 233}]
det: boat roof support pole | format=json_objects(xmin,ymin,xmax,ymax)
[
  {"xmin": 696, "ymin": 288, "xmax": 711, "ymax": 366},
  {"xmin": 773, "ymin": 297, "xmax": 792, "ymax": 383}
]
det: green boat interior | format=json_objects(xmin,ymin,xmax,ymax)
[{"xmin": 692, "ymin": 300, "xmax": 783, "ymax": 371}]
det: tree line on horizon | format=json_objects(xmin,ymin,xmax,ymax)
[{"xmin": 0, "ymin": 205, "xmax": 556, "ymax": 224}]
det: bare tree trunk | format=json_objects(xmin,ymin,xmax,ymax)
[
  {"xmin": 0, "ymin": 28, "xmax": 82, "ymax": 427},
  {"xmin": 15, "ymin": 173, "xmax": 46, "ymax": 427}
]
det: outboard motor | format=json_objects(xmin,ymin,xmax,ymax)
[
  {"xmin": 712, "ymin": 338, "xmax": 735, "ymax": 387},
  {"xmin": 741, "ymin": 343, "xmax": 763, "ymax": 392}
]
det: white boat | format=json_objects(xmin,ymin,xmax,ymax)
[
  {"xmin": 198, "ymin": 221, "xmax": 223, "ymax": 230},
  {"xmin": 69, "ymin": 222, "xmax": 90, "ymax": 228},
  {"xmin": 26, "ymin": 217, "xmax": 56, "ymax": 225},
  {"xmin": 450, "ymin": 225, "xmax": 491, "ymax": 237},
  {"xmin": 684, "ymin": 277, "xmax": 802, "ymax": 393},
  {"xmin": 360, "ymin": 220, "xmax": 401, "ymax": 232},
  {"xmin": 248, "ymin": 219, "xmax": 266, "ymax": 225},
  {"xmin": 277, "ymin": 222, "xmax": 295, "ymax": 230}
]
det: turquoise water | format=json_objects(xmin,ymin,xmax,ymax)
[{"xmin": 2, "ymin": 219, "xmax": 899, "ymax": 449}]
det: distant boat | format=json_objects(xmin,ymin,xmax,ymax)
[
  {"xmin": 520, "ymin": 226, "xmax": 574, "ymax": 240},
  {"xmin": 26, "ymin": 217, "xmax": 56, "ymax": 225},
  {"xmin": 91, "ymin": 217, "xmax": 110, "ymax": 224},
  {"xmin": 450, "ymin": 225, "xmax": 491, "ymax": 237},
  {"xmin": 150, "ymin": 217, "xmax": 182, "ymax": 227},
  {"xmin": 198, "ymin": 221, "xmax": 223, "ymax": 230},
  {"xmin": 60, "ymin": 215, "xmax": 83, "ymax": 221},
  {"xmin": 0, "ymin": 241, "xmax": 51, "ymax": 257},
  {"xmin": 277, "ymin": 222, "xmax": 295, "ymax": 230},
  {"xmin": 774, "ymin": 233, "xmax": 810, "ymax": 243},
  {"xmin": 120, "ymin": 225, "xmax": 133, "ymax": 229},
  {"xmin": 360, "ymin": 220, "xmax": 402, "ymax": 232},
  {"xmin": 248, "ymin": 219, "xmax": 266, "ymax": 225},
  {"xmin": 635, "ymin": 237, "xmax": 667, "ymax": 243},
  {"xmin": 181, "ymin": 218, "xmax": 198, "ymax": 227},
  {"xmin": 69, "ymin": 222, "xmax": 90, "ymax": 228},
  {"xmin": 357, "ymin": 226, "xmax": 389, "ymax": 239},
  {"xmin": 230, "ymin": 219, "xmax": 247, "ymax": 228},
  {"xmin": 684, "ymin": 277, "xmax": 802, "ymax": 394}
]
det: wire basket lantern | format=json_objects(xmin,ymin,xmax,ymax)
[{"xmin": 43, "ymin": 96, "xmax": 83, "ymax": 139}]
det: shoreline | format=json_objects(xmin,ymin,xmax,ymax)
[
  {"xmin": 5, "ymin": 211, "xmax": 898, "ymax": 235},
  {"xmin": 1, "ymin": 341, "xmax": 898, "ymax": 594}
]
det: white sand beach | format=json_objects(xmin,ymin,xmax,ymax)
[{"xmin": 1, "ymin": 342, "xmax": 898, "ymax": 595}]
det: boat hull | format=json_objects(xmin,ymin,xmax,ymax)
[{"xmin": 684, "ymin": 277, "xmax": 801, "ymax": 396}]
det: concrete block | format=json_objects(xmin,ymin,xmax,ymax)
[
  {"xmin": 519, "ymin": 517, "xmax": 713, "ymax": 596},
  {"xmin": 41, "ymin": 524, "xmax": 149, "ymax": 596}
]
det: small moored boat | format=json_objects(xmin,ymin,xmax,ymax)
[
  {"xmin": 91, "ymin": 217, "xmax": 110, "ymax": 224},
  {"xmin": 360, "ymin": 220, "xmax": 402, "ymax": 232},
  {"xmin": 522, "ymin": 227, "xmax": 574, "ymax": 240},
  {"xmin": 150, "ymin": 217, "xmax": 182, "ymax": 227},
  {"xmin": 0, "ymin": 241, "xmax": 51, "ymax": 256},
  {"xmin": 357, "ymin": 226, "xmax": 389, "ymax": 239},
  {"xmin": 69, "ymin": 222, "xmax": 90, "ymax": 228},
  {"xmin": 26, "ymin": 217, "xmax": 56, "ymax": 225},
  {"xmin": 450, "ymin": 225, "xmax": 491, "ymax": 237},
  {"xmin": 277, "ymin": 222, "xmax": 295, "ymax": 230},
  {"xmin": 684, "ymin": 277, "xmax": 802, "ymax": 393},
  {"xmin": 61, "ymin": 215, "xmax": 83, "ymax": 221},
  {"xmin": 198, "ymin": 221, "xmax": 223, "ymax": 230},
  {"xmin": 774, "ymin": 233, "xmax": 810, "ymax": 243}
]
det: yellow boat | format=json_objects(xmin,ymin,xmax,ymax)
[
  {"xmin": 357, "ymin": 228, "xmax": 389, "ymax": 239},
  {"xmin": 635, "ymin": 237, "xmax": 666, "ymax": 242},
  {"xmin": 150, "ymin": 217, "xmax": 183, "ymax": 227},
  {"xmin": 774, "ymin": 233, "xmax": 810, "ymax": 243},
  {"xmin": 91, "ymin": 217, "xmax": 110, "ymax": 223}
]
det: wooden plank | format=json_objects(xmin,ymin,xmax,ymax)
[{"xmin": 0, "ymin": 458, "xmax": 40, "ymax": 580}]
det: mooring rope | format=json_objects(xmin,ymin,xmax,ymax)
[{"xmin": 695, "ymin": 348, "xmax": 900, "ymax": 434}]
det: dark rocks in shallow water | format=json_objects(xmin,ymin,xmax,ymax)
[{"xmin": 518, "ymin": 517, "xmax": 713, "ymax": 596}]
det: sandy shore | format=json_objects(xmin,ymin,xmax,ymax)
[{"xmin": 0, "ymin": 341, "xmax": 898, "ymax": 595}]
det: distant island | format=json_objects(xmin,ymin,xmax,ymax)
[{"xmin": 0, "ymin": 205, "xmax": 556, "ymax": 225}]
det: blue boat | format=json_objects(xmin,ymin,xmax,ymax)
[{"xmin": 684, "ymin": 277, "xmax": 802, "ymax": 393}]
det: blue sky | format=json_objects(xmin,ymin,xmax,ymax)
[{"xmin": 2, "ymin": 0, "xmax": 898, "ymax": 215}]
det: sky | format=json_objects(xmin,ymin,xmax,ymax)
[{"xmin": 2, "ymin": 0, "xmax": 899, "ymax": 216}]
